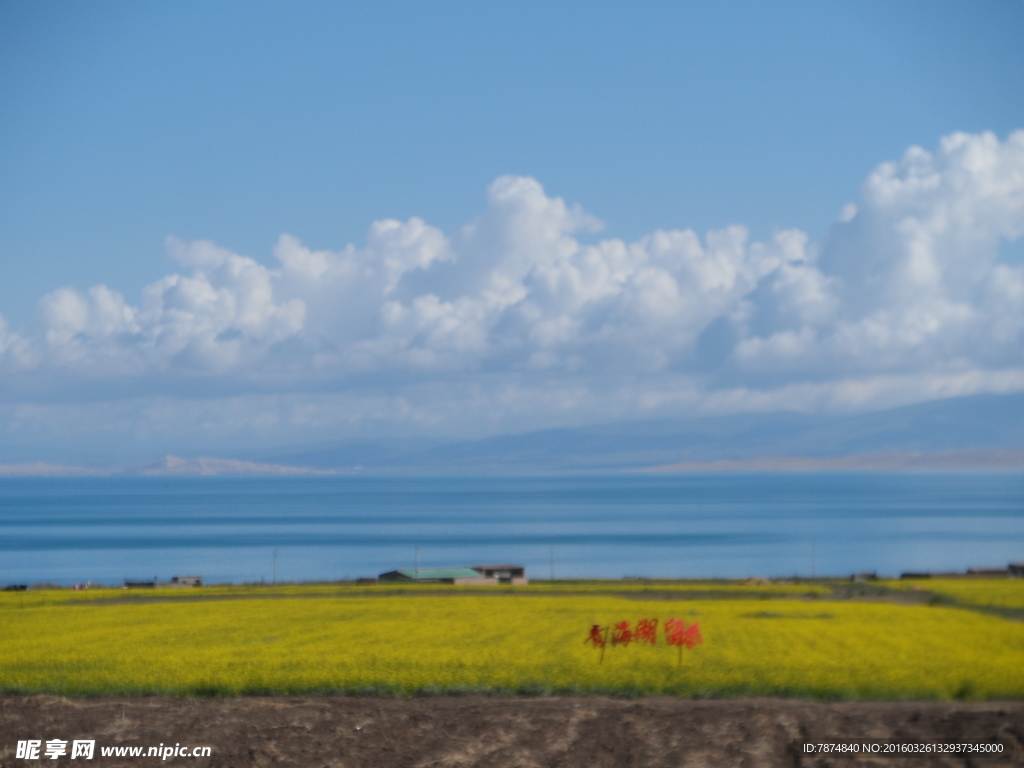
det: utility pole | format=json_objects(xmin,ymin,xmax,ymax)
[
  {"xmin": 273, "ymin": 549, "xmax": 278, "ymax": 585},
  {"xmin": 550, "ymin": 546, "xmax": 555, "ymax": 581},
  {"xmin": 414, "ymin": 547, "xmax": 420, "ymax": 575}
]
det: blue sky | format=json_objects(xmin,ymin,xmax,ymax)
[{"xmin": 1, "ymin": 1, "xmax": 1023, "ymax": 465}]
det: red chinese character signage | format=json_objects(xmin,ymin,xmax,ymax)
[
  {"xmin": 584, "ymin": 623, "xmax": 609, "ymax": 663},
  {"xmin": 611, "ymin": 621, "xmax": 633, "ymax": 647},
  {"xmin": 584, "ymin": 617, "xmax": 702, "ymax": 665},
  {"xmin": 664, "ymin": 617, "xmax": 703, "ymax": 665},
  {"xmin": 635, "ymin": 618, "xmax": 658, "ymax": 645}
]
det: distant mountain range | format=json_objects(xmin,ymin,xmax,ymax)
[
  {"xmin": 2, "ymin": 393, "xmax": 1022, "ymax": 475},
  {"xmin": 264, "ymin": 392, "xmax": 1024, "ymax": 473}
]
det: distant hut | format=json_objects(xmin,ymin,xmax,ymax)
[
  {"xmin": 124, "ymin": 579, "xmax": 157, "ymax": 588},
  {"xmin": 967, "ymin": 567, "xmax": 1010, "ymax": 577},
  {"xmin": 125, "ymin": 575, "xmax": 202, "ymax": 588},
  {"xmin": 378, "ymin": 568, "xmax": 497, "ymax": 585},
  {"xmin": 470, "ymin": 565, "xmax": 528, "ymax": 585}
]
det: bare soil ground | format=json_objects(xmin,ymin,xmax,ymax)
[{"xmin": 1, "ymin": 696, "xmax": 1022, "ymax": 768}]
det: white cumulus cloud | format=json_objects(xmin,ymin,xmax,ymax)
[
  {"xmin": 1, "ymin": 130, "xmax": 1023, "ymax": 443},
  {"xmin": 736, "ymin": 130, "xmax": 1024, "ymax": 376}
]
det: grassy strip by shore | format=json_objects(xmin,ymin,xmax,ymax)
[
  {"xmin": 2, "ymin": 584, "xmax": 1022, "ymax": 700},
  {"xmin": 0, "ymin": 579, "xmax": 833, "ymax": 609},
  {"xmin": 883, "ymin": 578, "xmax": 1024, "ymax": 611}
]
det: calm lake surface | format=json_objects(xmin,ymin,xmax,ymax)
[{"xmin": 1, "ymin": 473, "xmax": 1022, "ymax": 585}]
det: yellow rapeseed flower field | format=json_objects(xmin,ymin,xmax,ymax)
[
  {"xmin": 884, "ymin": 578, "xmax": 1024, "ymax": 611},
  {"xmin": 2, "ymin": 585, "xmax": 1022, "ymax": 700}
]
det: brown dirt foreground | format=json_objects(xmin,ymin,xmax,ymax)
[{"xmin": 1, "ymin": 696, "xmax": 1022, "ymax": 768}]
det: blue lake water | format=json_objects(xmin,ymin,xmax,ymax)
[{"xmin": 0, "ymin": 473, "xmax": 1022, "ymax": 586}]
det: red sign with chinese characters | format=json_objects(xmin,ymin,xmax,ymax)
[{"xmin": 584, "ymin": 618, "xmax": 702, "ymax": 664}]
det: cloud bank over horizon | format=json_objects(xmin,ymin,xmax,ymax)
[{"xmin": 2, "ymin": 130, "xmax": 1023, "ymax": 457}]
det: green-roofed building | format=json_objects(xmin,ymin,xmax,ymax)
[{"xmin": 378, "ymin": 568, "xmax": 497, "ymax": 585}]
